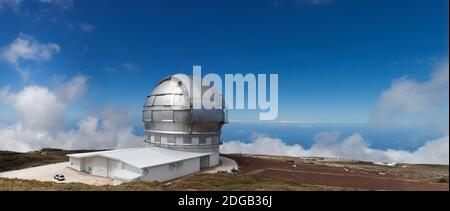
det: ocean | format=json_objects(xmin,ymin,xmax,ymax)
[{"xmin": 221, "ymin": 122, "xmax": 442, "ymax": 151}]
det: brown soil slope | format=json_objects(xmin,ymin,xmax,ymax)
[{"xmin": 224, "ymin": 154, "xmax": 449, "ymax": 191}]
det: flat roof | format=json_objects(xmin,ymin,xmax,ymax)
[
  {"xmin": 67, "ymin": 148, "xmax": 132, "ymax": 158},
  {"xmin": 67, "ymin": 147, "xmax": 211, "ymax": 169}
]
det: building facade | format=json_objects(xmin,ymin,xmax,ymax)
[{"xmin": 67, "ymin": 74, "xmax": 227, "ymax": 184}]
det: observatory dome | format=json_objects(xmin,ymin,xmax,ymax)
[{"xmin": 143, "ymin": 74, "xmax": 227, "ymax": 166}]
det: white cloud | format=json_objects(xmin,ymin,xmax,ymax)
[
  {"xmin": 272, "ymin": 0, "xmax": 332, "ymax": 7},
  {"xmin": 56, "ymin": 75, "xmax": 89, "ymax": 102},
  {"xmin": 0, "ymin": 86, "xmax": 11, "ymax": 100},
  {"xmin": 221, "ymin": 134, "xmax": 306, "ymax": 157},
  {"xmin": 299, "ymin": 0, "xmax": 331, "ymax": 6},
  {"xmin": 0, "ymin": 76, "xmax": 145, "ymax": 152},
  {"xmin": 67, "ymin": 22, "xmax": 95, "ymax": 33},
  {"xmin": 0, "ymin": 34, "xmax": 60, "ymax": 80},
  {"xmin": 57, "ymin": 109, "xmax": 144, "ymax": 150},
  {"xmin": 0, "ymin": 0, "xmax": 73, "ymax": 16},
  {"xmin": 104, "ymin": 66, "xmax": 119, "ymax": 73},
  {"xmin": 2, "ymin": 0, "xmax": 73, "ymax": 21},
  {"xmin": 221, "ymin": 132, "xmax": 449, "ymax": 165},
  {"xmin": 38, "ymin": 0, "xmax": 73, "ymax": 10},
  {"xmin": 121, "ymin": 62, "xmax": 139, "ymax": 73},
  {"xmin": 105, "ymin": 62, "xmax": 140, "ymax": 74},
  {"xmin": 1, "ymin": 86, "xmax": 65, "ymax": 132},
  {"xmin": 372, "ymin": 62, "xmax": 449, "ymax": 133},
  {"xmin": 385, "ymin": 135, "xmax": 449, "ymax": 165},
  {"xmin": 0, "ymin": 34, "xmax": 60, "ymax": 64},
  {"xmin": 78, "ymin": 23, "xmax": 95, "ymax": 33},
  {"xmin": 0, "ymin": 0, "xmax": 22, "ymax": 12}
]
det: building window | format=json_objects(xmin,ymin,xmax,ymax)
[
  {"xmin": 183, "ymin": 137, "xmax": 192, "ymax": 145},
  {"xmin": 167, "ymin": 136, "xmax": 175, "ymax": 145},
  {"xmin": 191, "ymin": 137, "xmax": 199, "ymax": 145},
  {"xmin": 144, "ymin": 122, "xmax": 151, "ymax": 130},
  {"xmin": 161, "ymin": 136, "xmax": 168, "ymax": 144},
  {"xmin": 199, "ymin": 137, "xmax": 206, "ymax": 145},
  {"xmin": 154, "ymin": 136, "xmax": 161, "ymax": 143},
  {"xmin": 175, "ymin": 137, "xmax": 183, "ymax": 145}
]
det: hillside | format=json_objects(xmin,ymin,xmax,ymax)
[
  {"xmin": 0, "ymin": 173, "xmax": 353, "ymax": 191},
  {"xmin": 0, "ymin": 149, "xmax": 448, "ymax": 191}
]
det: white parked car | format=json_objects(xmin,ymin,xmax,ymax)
[{"xmin": 54, "ymin": 174, "xmax": 65, "ymax": 181}]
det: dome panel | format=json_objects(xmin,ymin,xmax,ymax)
[{"xmin": 150, "ymin": 80, "xmax": 184, "ymax": 96}]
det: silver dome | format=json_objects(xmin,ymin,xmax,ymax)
[{"xmin": 143, "ymin": 74, "xmax": 227, "ymax": 155}]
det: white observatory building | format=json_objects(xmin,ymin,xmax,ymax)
[{"xmin": 67, "ymin": 74, "xmax": 227, "ymax": 185}]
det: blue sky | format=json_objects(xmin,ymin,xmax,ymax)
[{"xmin": 0, "ymin": 0, "xmax": 448, "ymax": 123}]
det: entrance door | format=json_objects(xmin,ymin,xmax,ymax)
[
  {"xmin": 107, "ymin": 160, "xmax": 121, "ymax": 178},
  {"xmin": 200, "ymin": 156, "xmax": 209, "ymax": 169}
]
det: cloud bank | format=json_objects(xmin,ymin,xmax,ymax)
[
  {"xmin": 221, "ymin": 61, "xmax": 449, "ymax": 165},
  {"xmin": 0, "ymin": 76, "xmax": 145, "ymax": 152},
  {"xmin": 221, "ymin": 132, "xmax": 449, "ymax": 165}
]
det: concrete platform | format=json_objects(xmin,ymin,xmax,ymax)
[{"xmin": 0, "ymin": 162, "xmax": 112, "ymax": 186}]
